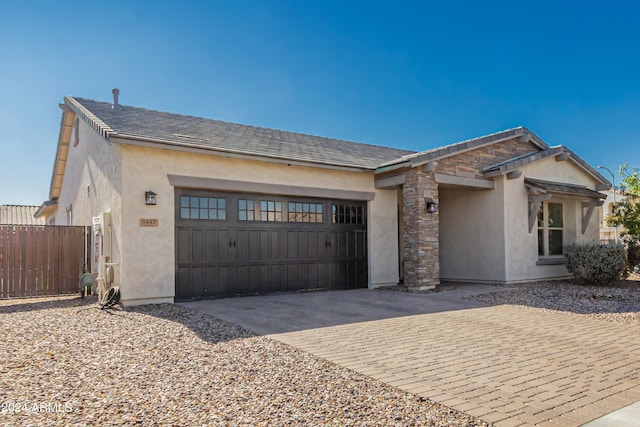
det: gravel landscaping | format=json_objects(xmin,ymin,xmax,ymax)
[
  {"xmin": 0, "ymin": 296, "xmax": 489, "ymax": 426},
  {"xmin": 464, "ymin": 274, "xmax": 640, "ymax": 325},
  {"xmin": 1, "ymin": 275, "xmax": 638, "ymax": 426}
]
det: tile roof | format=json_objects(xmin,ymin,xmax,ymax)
[
  {"xmin": 484, "ymin": 146, "xmax": 611, "ymax": 186},
  {"xmin": 377, "ymin": 126, "xmax": 549, "ymax": 169},
  {"xmin": 524, "ymin": 178, "xmax": 606, "ymax": 199},
  {"xmin": 65, "ymin": 97, "xmax": 414, "ymax": 170},
  {"xmin": 0, "ymin": 205, "xmax": 46, "ymax": 225}
]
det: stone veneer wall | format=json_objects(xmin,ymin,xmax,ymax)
[
  {"xmin": 402, "ymin": 167, "xmax": 439, "ymax": 287},
  {"xmin": 401, "ymin": 137, "xmax": 541, "ymax": 288}
]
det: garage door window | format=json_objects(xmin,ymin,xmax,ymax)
[
  {"xmin": 180, "ymin": 196, "xmax": 226, "ymax": 220},
  {"xmin": 238, "ymin": 199, "xmax": 256, "ymax": 221},
  {"xmin": 288, "ymin": 202, "xmax": 323, "ymax": 223},
  {"xmin": 332, "ymin": 204, "xmax": 364, "ymax": 224}
]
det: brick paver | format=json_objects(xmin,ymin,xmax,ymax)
[{"xmin": 270, "ymin": 306, "xmax": 640, "ymax": 426}]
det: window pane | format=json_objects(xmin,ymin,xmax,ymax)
[
  {"xmin": 181, "ymin": 208, "xmax": 190, "ymax": 219},
  {"xmin": 276, "ymin": 211, "xmax": 282, "ymax": 222},
  {"xmin": 180, "ymin": 196, "xmax": 189, "ymax": 207},
  {"xmin": 199, "ymin": 198, "xmax": 208, "ymax": 209},
  {"xmin": 268, "ymin": 212, "xmax": 275, "ymax": 221},
  {"xmin": 275, "ymin": 202, "xmax": 282, "ymax": 212},
  {"xmin": 248, "ymin": 211, "xmax": 254, "ymax": 221},
  {"xmin": 239, "ymin": 211, "xmax": 246, "ymax": 221},
  {"xmin": 268, "ymin": 201, "xmax": 274, "ymax": 211},
  {"xmin": 548, "ymin": 203, "xmax": 563, "ymax": 227},
  {"xmin": 209, "ymin": 198, "xmax": 217, "ymax": 209},
  {"xmin": 549, "ymin": 230, "xmax": 563, "ymax": 255},
  {"xmin": 317, "ymin": 204, "xmax": 323, "ymax": 213},
  {"xmin": 190, "ymin": 208, "xmax": 199, "ymax": 218},
  {"xmin": 210, "ymin": 209, "xmax": 217, "ymax": 220},
  {"xmin": 248, "ymin": 200, "xmax": 254, "ymax": 209},
  {"xmin": 289, "ymin": 203, "xmax": 295, "ymax": 212},
  {"xmin": 261, "ymin": 211, "xmax": 267, "ymax": 221},
  {"xmin": 190, "ymin": 197, "xmax": 199, "ymax": 208},
  {"xmin": 200, "ymin": 208, "xmax": 208, "ymax": 219},
  {"xmin": 219, "ymin": 210, "xmax": 226, "ymax": 220},
  {"xmin": 218, "ymin": 199, "xmax": 226, "ymax": 209},
  {"xmin": 239, "ymin": 199, "xmax": 246, "ymax": 210}
]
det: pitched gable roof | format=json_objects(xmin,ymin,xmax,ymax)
[
  {"xmin": 483, "ymin": 146, "xmax": 610, "ymax": 187},
  {"xmin": 64, "ymin": 97, "xmax": 414, "ymax": 170},
  {"xmin": 377, "ymin": 127, "xmax": 548, "ymax": 171}
]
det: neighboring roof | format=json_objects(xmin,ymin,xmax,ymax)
[
  {"xmin": 377, "ymin": 126, "xmax": 548, "ymax": 170},
  {"xmin": 524, "ymin": 178, "xmax": 607, "ymax": 199},
  {"xmin": 0, "ymin": 205, "xmax": 46, "ymax": 225},
  {"xmin": 483, "ymin": 146, "xmax": 611, "ymax": 187},
  {"xmin": 64, "ymin": 96, "xmax": 414, "ymax": 170}
]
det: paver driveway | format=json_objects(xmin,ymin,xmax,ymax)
[{"xmin": 181, "ymin": 287, "xmax": 640, "ymax": 427}]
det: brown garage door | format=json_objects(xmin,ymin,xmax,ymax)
[{"xmin": 175, "ymin": 190, "xmax": 367, "ymax": 300}]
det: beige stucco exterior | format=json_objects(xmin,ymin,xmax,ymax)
[
  {"xmin": 50, "ymin": 123, "xmax": 401, "ymax": 305},
  {"xmin": 439, "ymin": 156, "xmax": 603, "ymax": 283}
]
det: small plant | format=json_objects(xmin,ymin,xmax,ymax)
[{"xmin": 564, "ymin": 243, "xmax": 627, "ymax": 285}]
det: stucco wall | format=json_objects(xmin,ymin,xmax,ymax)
[
  {"xmin": 120, "ymin": 144, "xmax": 399, "ymax": 304},
  {"xmin": 503, "ymin": 156, "xmax": 602, "ymax": 282},
  {"xmin": 439, "ymin": 178, "xmax": 507, "ymax": 282},
  {"xmin": 53, "ymin": 119, "xmax": 124, "ymax": 283}
]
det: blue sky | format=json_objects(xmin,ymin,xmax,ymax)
[{"xmin": 1, "ymin": 1, "xmax": 638, "ymax": 205}]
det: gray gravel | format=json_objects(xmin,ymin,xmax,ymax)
[
  {"xmin": 0, "ymin": 296, "xmax": 489, "ymax": 426},
  {"xmin": 464, "ymin": 275, "xmax": 640, "ymax": 325}
]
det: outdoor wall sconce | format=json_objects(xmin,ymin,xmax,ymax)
[
  {"xmin": 426, "ymin": 199, "xmax": 438, "ymax": 213},
  {"xmin": 145, "ymin": 191, "xmax": 157, "ymax": 205}
]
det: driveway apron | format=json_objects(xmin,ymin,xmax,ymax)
[{"xmin": 180, "ymin": 287, "xmax": 640, "ymax": 427}]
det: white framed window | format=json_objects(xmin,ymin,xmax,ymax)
[{"xmin": 538, "ymin": 202, "xmax": 563, "ymax": 256}]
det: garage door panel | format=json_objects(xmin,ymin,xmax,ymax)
[
  {"xmin": 271, "ymin": 264, "xmax": 285, "ymax": 290},
  {"xmin": 205, "ymin": 230, "xmax": 218, "ymax": 261},
  {"xmin": 260, "ymin": 265, "xmax": 270, "ymax": 293},
  {"xmin": 297, "ymin": 232, "xmax": 308, "ymax": 259},
  {"xmin": 176, "ymin": 266, "xmax": 191, "ymax": 299},
  {"xmin": 177, "ymin": 229, "xmax": 190, "ymax": 263},
  {"xmin": 287, "ymin": 264, "xmax": 297, "ymax": 291},
  {"xmin": 307, "ymin": 263, "xmax": 318, "ymax": 289},
  {"xmin": 191, "ymin": 267, "xmax": 204, "ymax": 295},
  {"xmin": 260, "ymin": 231, "xmax": 270, "ymax": 260},
  {"xmin": 217, "ymin": 265, "xmax": 231, "ymax": 296}
]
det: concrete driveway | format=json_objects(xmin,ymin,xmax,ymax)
[{"xmin": 180, "ymin": 286, "xmax": 640, "ymax": 427}]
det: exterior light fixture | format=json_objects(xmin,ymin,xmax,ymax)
[
  {"xmin": 426, "ymin": 200, "xmax": 438, "ymax": 213},
  {"xmin": 145, "ymin": 191, "xmax": 157, "ymax": 205}
]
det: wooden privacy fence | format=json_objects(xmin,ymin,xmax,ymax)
[{"xmin": 0, "ymin": 225, "xmax": 87, "ymax": 299}]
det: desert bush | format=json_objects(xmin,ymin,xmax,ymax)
[{"xmin": 564, "ymin": 243, "xmax": 626, "ymax": 285}]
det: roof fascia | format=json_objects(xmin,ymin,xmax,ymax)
[
  {"xmin": 47, "ymin": 106, "xmax": 77, "ymax": 200},
  {"xmin": 64, "ymin": 96, "xmax": 115, "ymax": 141},
  {"xmin": 109, "ymin": 135, "xmax": 375, "ymax": 173}
]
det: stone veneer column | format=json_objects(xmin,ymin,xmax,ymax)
[{"xmin": 402, "ymin": 167, "xmax": 439, "ymax": 288}]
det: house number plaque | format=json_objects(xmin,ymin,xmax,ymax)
[{"xmin": 139, "ymin": 218, "xmax": 159, "ymax": 227}]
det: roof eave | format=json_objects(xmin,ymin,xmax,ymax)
[{"xmin": 35, "ymin": 200, "xmax": 58, "ymax": 219}]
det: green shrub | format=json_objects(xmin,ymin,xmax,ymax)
[{"xmin": 564, "ymin": 243, "xmax": 627, "ymax": 285}]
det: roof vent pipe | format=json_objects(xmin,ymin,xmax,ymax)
[{"xmin": 112, "ymin": 88, "xmax": 120, "ymax": 110}]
